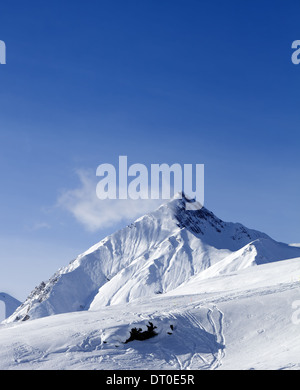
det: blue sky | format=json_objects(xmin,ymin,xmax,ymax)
[{"xmin": 0, "ymin": 0, "xmax": 300, "ymax": 300}]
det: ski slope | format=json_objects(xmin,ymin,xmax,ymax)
[
  {"xmin": 0, "ymin": 256, "xmax": 299, "ymax": 370},
  {"xmin": 6, "ymin": 196, "xmax": 300, "ymax": 323},
  {"xmin": 1, "ymin": 196, "xmax": 300, "ymax": 370}
]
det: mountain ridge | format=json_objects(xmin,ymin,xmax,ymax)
[{"xmin": 6, "ymin": 196, "xmax": 300, "ymax": 323}]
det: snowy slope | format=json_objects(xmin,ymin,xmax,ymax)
[
  {"xmin": 6, "ymin": 196, "xmax": 300, "ymax": 323},
  {"xmin": 177, "ymin": 237, "xmax": 300, "ymax": 282},
  {"xmin": 0, "ymin": 293, "xmax": 21, "ymax": 319},
  {"xmin": 1, "ymin": 197, "xmax": 300, "ymax": 370},
  {"xmin": 0, "ymin": 257, "xmax": 299, "ymax": 370}
]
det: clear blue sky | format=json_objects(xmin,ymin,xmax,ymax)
[{"xmin": 0, "ymin": 0, "xmax": 300, "ymax": 300}]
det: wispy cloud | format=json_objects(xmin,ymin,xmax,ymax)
[
  {"xmin": 57, "ymin": 170, "xmax": 162, "ymax": 232},
  {"xmin": 25, "ymin": 222, "xmax": 51, "ymax": 232}
]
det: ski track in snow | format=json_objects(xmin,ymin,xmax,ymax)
[
  {"xmin": 2, "ymin": 198, "xmax": 300, "ymax": 370},
  {"xmin": 192, "ymin": 281, "xmax": 300, "ymax": 308},
  {"xmin": 169, "ymin": 306, "xmax": 226, "ymax": 370},
  {"xmin": 61, "ymin": 306, "xmax": 226, "ymax": 371},
  {"xmin": 12, "ymin": 342, "xmax": 45, "ymax": 365}
]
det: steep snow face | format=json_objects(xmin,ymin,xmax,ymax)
[
  {"xmin": 6, "ymin": 197, "xmax": 300, "ymax": 323},
  {"xmin": 183, "ymin": 238, "xmax": 300, "ymax": 282},
  {"xmin": 0, "ymin": 293, "xmax": 21, "ymax": 320}
]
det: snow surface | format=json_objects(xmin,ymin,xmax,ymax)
[
  {"xmin": 0, "ymin": 293, "xmax": 21, "ymax": 320},
  {"xmin": 1, "ymin": 196, "xmax": 300, "ymax": 370},
  {"xmin": 6, "ymin": 197, "xmax": 300, "ymax": 323},
  {"xmin": 0, "ymin": 257, "xmax": 299, "ymax": 370}
]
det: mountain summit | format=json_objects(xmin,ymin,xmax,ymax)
[{"xmin": 7, "ymin": 197, "xmax": 300, "ymax": 323}]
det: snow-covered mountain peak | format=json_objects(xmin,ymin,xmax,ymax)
[
  {"xmin": 172, "ymin": 198, "xmax": 225, "ymax": 234},
  {"xmin": 5, "ymin": 199, "xmax": 300, "ymax": 324}
]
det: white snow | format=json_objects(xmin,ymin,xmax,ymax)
[
  {"xmin": 0, "ymin": 293, "xmax": 21, "ymax": 320},
  {"xmin": 1, "ymin": 196, "xmax": 300, "ymax": 370},
  {"xmin": 7, "ymin": 197, "xmax": 299, "ymax": 323},
  {"xmin": 0, "ymin": 257, "xmax": 299, "ymax": 370}
]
